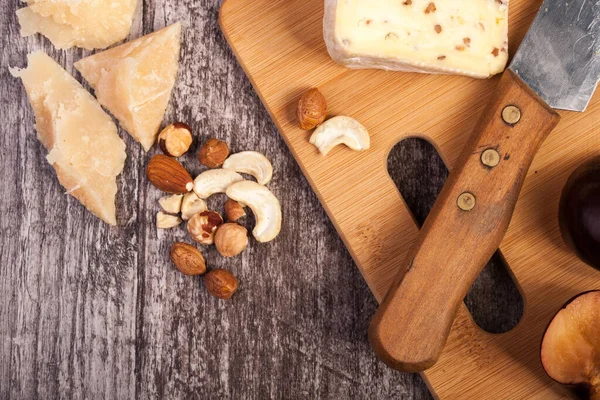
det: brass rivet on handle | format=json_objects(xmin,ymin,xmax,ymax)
[
  {"xmin": 481, "ymin": 149, "xmax": 501, "ymax": 168},
  {"xmin": 457, "ymin": 192, "xmax": 476, "ymax": 211},
  {"xmin": 502, "ymin": 105, "xmax": 521, "ymax": 125}
]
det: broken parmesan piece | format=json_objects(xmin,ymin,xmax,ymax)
[
  {"xmin": 74, "ymin": 23, "xmax": 182, "ymax": 151},
  {"xmin": 11, "ymin": 51, "xmax": 127, "ymax": 225},
  {"xmin": 324, "ymin": 0, "xmax": 509, "ymax": 78},
  {"xmin": 16, "ymin": 0, "xmax": 137, "ymax": 50}
]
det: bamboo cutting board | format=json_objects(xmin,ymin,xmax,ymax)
[{"xmin": 220, "ymin": 1, "xmax": 600, "ymax": 398}]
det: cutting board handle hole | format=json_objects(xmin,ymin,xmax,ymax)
[{"xmin": 387, "ymin": 137, "xmax": 524, "ymax": 333}]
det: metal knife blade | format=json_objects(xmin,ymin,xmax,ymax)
[{"xmin": 510, "ymin": 0, "xmax": 600, "ymax": 111}]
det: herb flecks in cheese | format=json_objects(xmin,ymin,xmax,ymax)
[
  {"xmin": 424, "ymin": 2, "xmax": 437, "ymax": 14},
  {"xmin": 324, "ymin": 0, "xmax": 509, "ymax": 78}
]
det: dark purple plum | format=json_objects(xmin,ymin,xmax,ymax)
[{"xmin": 559, "ymin": 156, "xmax": 600, "ymax": 270}]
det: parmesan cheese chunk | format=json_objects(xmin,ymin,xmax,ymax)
[
  {"xmin": 16, "ymin": 0, "xmax": 137, "ymax": 50},
  {"xmin": 324, "ymin": 0, "xmax": 509, "ymax": 79},
  {"xmin": 11, "ymin": 52, "xmax": 127, "ymax": 225},
  {"xmin": 75, "ymin": 23, "xmax": 182, "ymax": 151}
]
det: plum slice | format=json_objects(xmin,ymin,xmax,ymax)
[{"xmin": 541, "ymin": 291, "xmax": 600, "ymax": 399}]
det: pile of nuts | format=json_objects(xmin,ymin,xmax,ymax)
[
  {"xmin": 147, "ymin": 123, "xmax": 282, "ymax": 300},
  {"xmin": 296, "ymin": 88, "xmax": 371, "ymax": 156}
]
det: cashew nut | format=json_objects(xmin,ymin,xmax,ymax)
[
  {"xmin": 222, "ymin": 151, "xmax": 273, "ymax": 185},
  {"xmin": 193, "ymin": 169, "xmax": 244, "ymax": 199},
  {"xmin": 226, "ymin": 181, "xmax": 282, "ymax": 243},
  {"xmin": 309, "ymin": 116, "xmax": 370, "ymax": 156}
]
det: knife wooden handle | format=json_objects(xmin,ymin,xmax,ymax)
[{"xmin": 368, "ymin": 69, "xmax": 560, "ymax": 372}]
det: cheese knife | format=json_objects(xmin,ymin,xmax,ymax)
[{"xmin": 369, "ymin": 0, "xmax": 600, "ymax": 372}]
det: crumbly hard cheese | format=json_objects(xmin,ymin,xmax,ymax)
[
  {"xmin": 16, "ymin": 0, "xmax": 137, "ymax": 50},
  {"xmin": 10, "ymin": 52, "xmax": 127, "ymax": 225},
  {"xmin": 75, "ymin": 23, "xmax": 181, "ymax": 151},
  {"xmin": 324, "ymin": 0, "xmax": 509, "ymax": 78}
]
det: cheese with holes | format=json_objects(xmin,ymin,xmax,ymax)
[
  {"xmin": 11, "ymin": 52, "xmax": 127, "ymax": 225},
  {"xmin": 324, "ymin": 0, "xmax": 509, "ymax": 78},
  {"xmin": 74, "ymin": 23, "xmax": 181, "ymax": 151},
  {"xmin": 16, "ymin": 0, "xmax": 137, "ymax": 50}
]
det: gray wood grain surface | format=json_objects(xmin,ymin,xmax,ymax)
[{"xmin": 0, "ymin": 1, "xmax": 523, "ymax": 398}]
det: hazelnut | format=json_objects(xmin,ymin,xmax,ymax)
[
  {"xmin": 224, "ymin": 199, "xmax": 246, "ymax": 221},
  {"xmin": 198, "ymin": 138, "xmax": 229, "ymax": 168},
  {"xmin": 187, "ymin": 210, "xmax": 223, "ymax": 245},
  {"xmin": 204, "ymin": 269, "xmax": 238, "ymax": 299},
  {"xmin": 157, "ymin": 212, "xmax": 182, "ymax": 229},
  {"xmin": 215, "ymin": 223, "xmax": 248, "ymax": 257},
  {"xmin": 170, "ymin": 242, "xmax": 206, "ymax": 276},
  {"xmin": 158, "ymin": 123, "xmax": 193, "ymax": 157},
  {"xmin": 296, "ymin": 88, "xmax": 327, "ymax": 130}
]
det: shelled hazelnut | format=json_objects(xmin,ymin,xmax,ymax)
[
  {"xmin": 198, "ymin": 138, "xmax": 229, "ymax": 168},
  {"xmin": 224, "ymin": 199, "xmax": 246, "ymax": 221},
  {"xmin": 158, "ymin": 123, "xmax": 193, "ymax": 157},
  {"xmin": 297, "ymin": 88, "xmax": 327, "ymax": 130},
  {"xmin": 204, "ymin": 269, "xmax": 239, "ymax": 299},
  {"xmin": 215, "ymin": 223, "xmax": 248, "ymax": 257},
  {"xmin": 187, "ymin": 210, "xmax": 223, "ymax": 245}
]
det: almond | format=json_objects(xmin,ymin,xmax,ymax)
[
  {"xmin": 204, "ymin": 269, "xmax": 238, "ymax": 299},
  {"xmin": 146, "ymin": 154, "xmax": 194, "ymax": 194},
  {"xmin": 170, "ymin": 242, "xmax": 206, "ymax": 276}
]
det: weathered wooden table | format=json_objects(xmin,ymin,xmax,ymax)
[{"xmin": 0, "ymin": 1, "xmax": 524, "ymax": 398}]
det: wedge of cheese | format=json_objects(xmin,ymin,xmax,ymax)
[
  {"xmin": 74, "ymin": 23, "xmax": 181, "ymax": 151},
  {"xmin": 16, "ymin": 0, "xmax": 137, "ymax": 50},
  {"xmin": 11, "ymin": 52, "xmax": 127, "ymax": 225},
  {"xmin": 324, "ymin": 0, "xmax": 509, "ymax": 78}
]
